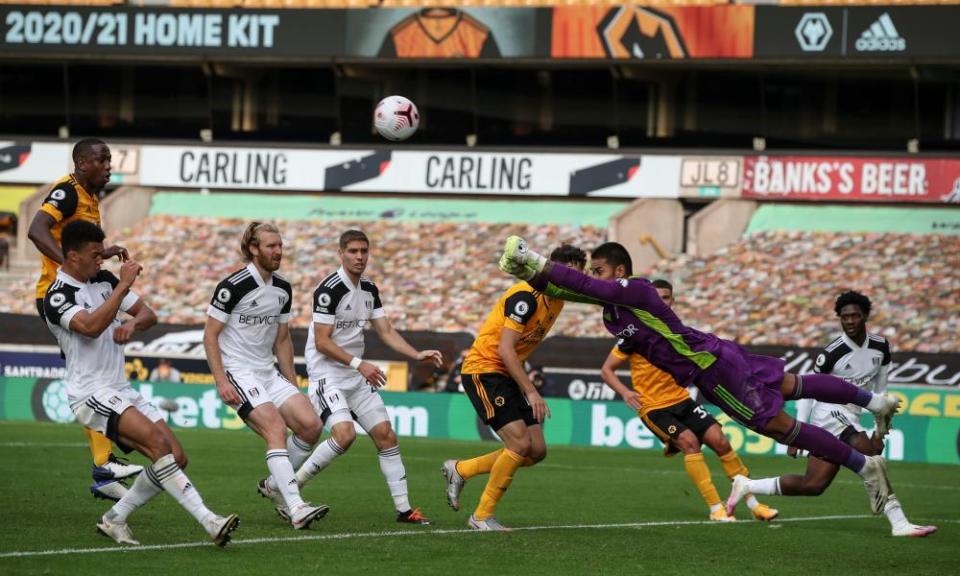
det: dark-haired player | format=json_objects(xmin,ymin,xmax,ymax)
[
  {"xmin": 443, "ymin": 244, "xmax": 587, "ymax": 531},
  {"xmin": 28, "ymin": 138, "xmax": 141, "ymax": 501},
  {"xmin": 44, "ymin": 220, "xmax": 238, "ymax": 546},
  {"xmin": 498, "ymin": 237, "xmax": 900, "ymax": 519},
  {"xmin": 735, "ymin": 291, "xmax": 936, "ymax": 537}
]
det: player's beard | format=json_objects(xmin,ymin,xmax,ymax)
[{"xmin": 258, "ymin": 252, "xmax": 281, "ymax": 272}]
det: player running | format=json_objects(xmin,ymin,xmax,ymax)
[
  {"xmin": 443, "ymin": 244, "xmax": 588, "ymax": 531},
  {"xmin": 44, "ymin": 220, "xmax": 238, "ymax": 546},
  {"xmin": 498, "ymin": 237, "xmax": 900, "ymax": 518},
  {"xmin": 600, "ymin": 279, "xmax": 777, "ymax": 522},
  {"xmin": 276, "ymin": 229, "xmax": 440, "ymax": 525},
  {"xmin": 730, "ymin": 291, "xmax": 936, "ymax": 537},
  {"xmin": 204, "ymin": 222, "xmax": 328, "ymax": 530}
]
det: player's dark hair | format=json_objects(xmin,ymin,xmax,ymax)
[
  {"xmin": 60, "ymin": 219, "xmax": 105, "ymax": 255},
  {"xmin": 835, "ymin": 290, "xmax": 872, "ymax": 317},
  {"xmin": 652, "ymin": 278, "xmax": 673, "ymax": 292},
  {"xmin": 550, "ymin": 244, "xmax": 587, "ymax": 269},
  {"xmin": 591, "ymin": 242, "xmax": 633, "ymax": 276},
  {"xmin": 72, "ymin": 138, "xmax": 107, "ymax": 164},
  {"xmin": 339, "ymin": 229, "xmax": 369, "ymax": 250},
  {"xmin": 240, "ymin": 221, "xmax": 280, "ymax": 261}
]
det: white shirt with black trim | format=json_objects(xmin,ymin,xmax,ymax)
[
  {"xmin": 305, "ymin": 266, "xmax": 385, "ymax": 381},
  {"xmin": 207, "ymin": 262, "xmax": 292, "ymax": 372},
  {"xmin": 43, "ymin": 269, "xmax": 139, "ymax": 404},
  {"xmin": 813, "ymin": 331, "xmax": 891, "ymax": 416}
]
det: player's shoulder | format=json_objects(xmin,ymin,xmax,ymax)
[
  {"xmin": 44, "ymin": 276, "xmax": 81, "ymax": 301},
  {"xmin": 271, "ymin": 271, "xmax": 293, "ymax": 293},
  {"xmin": 91, "ymin": 269, "xmax": 120, "ymax": 288},
  {"xmin": 41, "ymin": 175, "xmax": 80, "ymax": 210},
  {"xmin": 359, "ymin": 275, "xmax": 378, "ymax": 291},
  {"xmin": 213, "ymin": 266, "xmax": 259, "ymax": 300},
  {"xmin": 502, "ymin": 281, "xmax": 537, "ymax": 299},
  {"xmin": 315, "ymin": 270, "xmax": 350, "ymax": 295},
  {"xmin": 866, "ymin": 332, "xmax": 889, "ymax": 351},
  {"xmin": 815, "ymin": 335, "xmax": 851, "ymax": 372}
]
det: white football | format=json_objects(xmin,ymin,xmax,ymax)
[{"xmin": 373, "ymin": 95, "xmax": 420, "ymax": 141}]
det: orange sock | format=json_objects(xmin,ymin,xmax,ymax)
[
  {"xmin": 684, "ymin": 452, "xmax": 721, "ymax": 508},
  {"xmin": 474, "ymin": 449, "xmax": 524, "ymax": 520},
  {"xmin": 719, "ymin": 450, "xmax": 749, "ymax": 480},
  {"xmin": 455, "ymin": 449, "xmax": 502, "ymax": 480},
  {"xmin": 86, "ymin": 428, "xmax": 113, "ymax": 467}
]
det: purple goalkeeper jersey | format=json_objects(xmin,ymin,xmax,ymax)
[{"xmin": 535, "ymin": 268, "xmax": 722, "ymax": 387}]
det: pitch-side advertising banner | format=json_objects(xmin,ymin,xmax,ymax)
[
  {"xmin": 742, "ymin": 156, "xmax": 960, "ymax": 203},
  {"xmin": 1, "ymin": 377, "xmax": 957, "ymax": 465}
]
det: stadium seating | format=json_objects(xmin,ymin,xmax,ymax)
[{"xmin": 3, "ymin": 214, "xmax": 956, "ymax": 352}]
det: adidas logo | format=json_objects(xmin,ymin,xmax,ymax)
[
  {"xmin": 345, "ymin": 304, "xmax": 352, "ymax": 311},
  {"xmin": 855, "ymin": 13, "xmax": 905, "ymax": 52}
]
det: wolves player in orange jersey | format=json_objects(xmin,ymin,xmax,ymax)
[
  {"xmin": 601, "ymin": 279, "xmax": 777, "ymax": 522},
  {"xmin": 442, "ymin": 244, "xmax": 587, "ymax": 531}
]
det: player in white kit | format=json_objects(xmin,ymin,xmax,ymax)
[
  {"xmin": 292, "ymin": 229, "xmax": 442, "ymax": 525},
  {"xmin": 44, "ymin": 220, "xmax": 239, "ymax": 546},
  {"xmin": 729, "ymin": 291, "xmax": 936, "ymax": 537},
  {"xmin": 203, "ymin": 222, "xmax": 328, "ymax": 530}
]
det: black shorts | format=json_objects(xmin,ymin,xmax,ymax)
[
  {"xmin": 462, "ymin": 372, "xmax": 537, "ymax": 431},
  {"xmin": 641, "ymin": 399, "xmax": 718, "ymax": 456}
]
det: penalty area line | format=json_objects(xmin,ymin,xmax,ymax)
[{"xmin": 0, "ymin": 514, "xmax": 873, "ymax": 559}]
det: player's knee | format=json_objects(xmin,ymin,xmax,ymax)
[
  {"xmin": 144, "ymin": 430, "xmax": 173, "ymax": 461},
  {"xmin": 175, "ymin": 450, "xmax": 189, "ymax": 470},
  {"xmin": 674, "ymin": 435, "xmax": 700, "ymax": 454},
  {"xmin": 376, "ymin": 427, "xmax": 398, "ymax": 450},
  {"xmin": 509, "ymin": 437, "xmax": 532, "ymax": 458},
  {"xmin": 298, "ymin": 421, "xmax": 323, "ymax": 445},
  {"xmin": 331, "ymin": 424, "xmax": 356, "ymax": 449},
  {"xmin": 529, "ymin": 445, "xmax": 547, "ymax": 464}
]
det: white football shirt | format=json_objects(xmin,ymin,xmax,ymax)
[
  {"xmin": 207, "ymin": 262, "xmax": 293, "ymax": 372},
  {"xmin": 43, "ymin": 269, "xmax": 140, "ymax": 404},
  {"xmin": 305, "ymin": 266, "xmax": 385, "ymax": 381}
]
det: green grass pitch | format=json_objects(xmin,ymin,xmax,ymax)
[{"xmin": 0, "ymin": 421, "xmax": 955, "ymax": 575}]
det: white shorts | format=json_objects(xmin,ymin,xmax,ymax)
[
  {"xmin": 308, "ymin": 373, "xmax": 389, "ymax": 433},
  {"xmin": 810, "ymin": 403, "xmax": 865, "ymax": 439},
  {"xmin": 71, "ymin": 386, "xmax": 162, "ymax": 449},
  {"xmin": 225, "ymin": 367, "xmax": 301, "ymax": 419}
]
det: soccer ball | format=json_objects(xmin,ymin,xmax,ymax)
[{"xmin": 373, "ymin": 95, "xmax": 419, "ymax": 141}]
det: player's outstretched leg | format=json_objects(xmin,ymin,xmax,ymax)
[{"xmin": 787, "ymin": 374, "xmax": 900, "ymax": 437}]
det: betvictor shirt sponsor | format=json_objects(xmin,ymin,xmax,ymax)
[{"xmin": 855, "ymin": 13, "xmax": 906, "ymax": 53}]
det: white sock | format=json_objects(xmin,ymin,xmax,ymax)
[
  {"xmin": 106, "ymin": 471, "xmax": 163, "ymax": 523},
  {"xmin": 866, "ymin": 392, "xmax": 887, "ymax": 412},
  {"xmin": 266, "ymin": 449, "xmax": 304, "ymax": 510},
  {"xmin": 709, "ymin": 503, "xmax": 723, "ymax": 514},
  {"xmin": 745, "ymin": 495, "xmax": 760, "ymax": 510},
  {"xmin": 746, "ymin": 477, "xmax": 781, "ymax": 496},
  {"xmin": 266, "ymin": 435, "xmax": 315, "ymax": 491},
  {"xmin": 378, "ymin": 446, "xmax": 410, "ymax": 513},
  {"xmin": 295, "ymin": 438, "xmax": 345, "ymax": 487},
  {"xmin": 144, "ymin": 453, "xmax": 213, "ymax": 525},
  {"xmin": 884, "ymin": 494, "xmax": 910, "ymax": 528}
]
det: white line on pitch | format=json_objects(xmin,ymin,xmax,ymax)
[{"xmin": 0, "ymin": 514, "xmax": 875, "ymax": 559}]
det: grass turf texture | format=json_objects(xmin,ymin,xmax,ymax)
[{"xmin": 0, "ymin": 421, "xmax": 955, "ymax": 576}]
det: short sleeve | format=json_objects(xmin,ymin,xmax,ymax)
[
  {"xmin": 207, "ymin": 279, "xmax": 244, "ymax": 323},
  {"xmin": 43, "ymin": 285, "xmax": 81, "ymax": 330},
  {"xmin": 503, "ymin": 290, "xmax": 537, "ymax": 332},
  {"xmin": 39, "ymin": 185, "xmax": 79, "ymax": 222},
  {"xmin": 312, "ymin": 283, "xmax": 342, "ymax": 325}
]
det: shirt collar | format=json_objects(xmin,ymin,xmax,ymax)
[
  {"xmin": 337, "ymin": 266, "xmax": 359, "ymax": 291},
  {"xmin": 840, "ymin": 331, "xmax": 866, "ymax": 350},
  {"xmin": 247, "ymin": 262, "xmax": 267, "ymax": 287},
  {"xmin": 56, "ymin": 270, "xmax": 85, "ymax": 288}
]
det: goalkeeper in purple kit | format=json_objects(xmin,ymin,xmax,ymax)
[{"xmin": 498, "ymin": 236, "xmax": 901, "ymax": 517}]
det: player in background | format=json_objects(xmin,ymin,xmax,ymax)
[
  {"xmin": 44, "ymin": 220, "xmax": 238, "ymax": 546},
  {"xmin": 204, "ymin": 222, "xmax": 328, "ymax": 530},
  {"xmin": 731, "ymin": 291, "xmax": 936, "ymax": 537},
  {"xmin": 600, "ymin": 279, "xmax": 777, "ymax": 522},
  {"xmin": 27, "ymin": 138, "xmax": 141, "ymax": 501},
  {"xmin": 265, "ymin": 229, "xmax": 441, "ymax": 525},
  {"xmin": 498, "ymin": 237, "xmax": 900, "ymax": 518},
  {"xmin": 444, "ymin": 245, "xmax": 588, "ymax": 531}
]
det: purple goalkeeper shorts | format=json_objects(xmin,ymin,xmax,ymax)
[{"xmin": 693, "ymin": 340, "xmax": 785, "ymax": 430}]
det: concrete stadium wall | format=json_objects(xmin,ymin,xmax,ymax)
[
  {"xmin": 15, "ymin": 186, "xmax": 155, "ymax": 264},
  {"xmin": 686, "ymin": 199, "xmax": 758, "ymax": 257},
  {"xmin": 608, "ymin": 199, "xmax": 683, "ymax": 273}
]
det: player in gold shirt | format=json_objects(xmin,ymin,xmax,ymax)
[
  {"xmin": 600, "ymin": 279, "xmax": 778, "ymax": 522},
  {"xmin": 27, "ymin": 139, "xmax": 141, "ymax": 501},
  {"xmin": 442, "ymin": 244, "xmax": 586, "ymax": 531}
]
